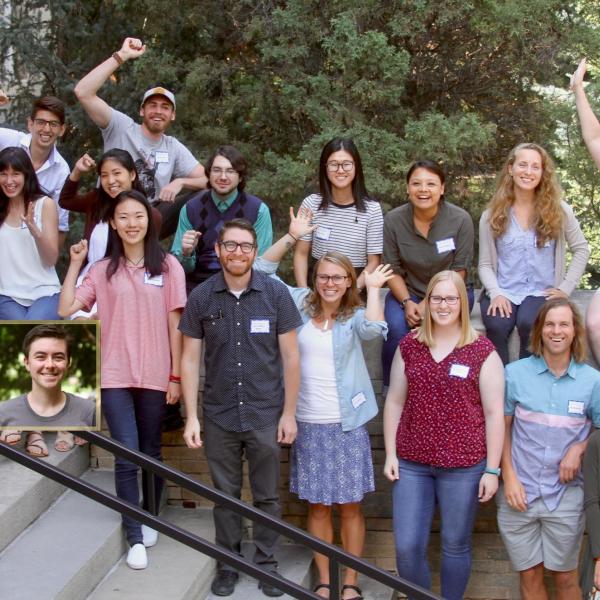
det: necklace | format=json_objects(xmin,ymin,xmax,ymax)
[{"xmin": 126, "ymin": 255, "xmax": 145, "ymax": 266}]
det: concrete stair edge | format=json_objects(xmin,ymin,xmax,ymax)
[{"xmin": 0, "ymin": 468, "xmax": 125, "ymax": 600}]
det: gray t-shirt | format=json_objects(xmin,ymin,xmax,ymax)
[
  {"xmin": 101, "ymin": 108, "xmax": 199, "ymax": 202},
  {"xmin": 0, "ymin": 393, "xmax": 96, "ymax": 428}
]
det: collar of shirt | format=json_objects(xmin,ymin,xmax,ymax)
[
  {"xmin": 532, "ymin": 354, "xmax": 578, "ymax": 380},
  {"xmin": 408, "ymin": 200, "xmax": 447, "ymax": 238},
  {"xmin": 212, "ymin": 268, "xmax": 266, "ymax": 295},
  {"xmin": 211, "ymin": 189, "xmax": 239, "ymax": 213},
  {"xmin": 19, "ymin": 133, "xmax": 58, "ymax": 171}
]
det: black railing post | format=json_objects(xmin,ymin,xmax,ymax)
[
  {"xmin": 148, "ymin": 470, "xmax": 157, "ymax": 515},
  {"xmin": 329, "ymin": 558, "xmax": 340, "ymax": 600}
]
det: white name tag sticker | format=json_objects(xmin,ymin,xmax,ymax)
[
  {"xmin": 250, "ymin": 319, "xmax": 270, "ymax": 333},
  {"xmin": 351, "ymin": 392, "xmax": 367, "ymax": 409},
  {"xmin": 316, "ymin": 226, "xmax": 332, "ymax": 241},
  {"xmin": 568, "ymin": 400, "xmax": 585, "ymax": 415},
  {"xmin": 144, "ymin": 272, "xmax": 164, "ymax": 286},
  {"xmin": 450, "ymin": 364, "xmax": 470, "ymax": 378},
  {"xmin": 155, "ymin": 151, "xmax": 170, "ymax": 163},
  {"xmin": 436, "ymin": 237, "xmax": 456, "ymax": 253}
]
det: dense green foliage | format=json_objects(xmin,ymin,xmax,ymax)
[{"xmin": 1, "ymin": 1, "xmax": 599, "ymax": 282}]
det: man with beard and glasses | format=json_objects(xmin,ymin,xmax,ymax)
[
  {"xmin": 74, "ymin": 37, "xmax": 207, "ymax": 238},
  {"xmin": 179, "ymin": 218, "xmax": 301, "ymax": 597}
]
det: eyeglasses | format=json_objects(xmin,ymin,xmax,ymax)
[
  {"xmin": 326, "ymin": 161, "xmax": 354, "ymax": 173},
  {"xmin": 33, "ymin": 118, "xmax": 62, "ymax": 130},
  {"xmin": 211, "ymin": 168, "xmax": 238, "ymax": 176},
  {"xmin": 429, "ymin": 295, "xmax": 460, "ymax": 305},
  {"xmin": 219, "ymin": 241, "xmax": 256, "ymax": 253},
  {"xmin": 316, "ymin": 274, "xmax": 348, "ymax": 284}
]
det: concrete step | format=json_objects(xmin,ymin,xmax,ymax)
[
  {"xmin": 0, "ymin": 432, "xmax": 90, "ymax": 552},
  {"xmin": 90, "ymin": 513, "xmax": 315, "ymax": 600},
  {"xmin": 0, "ymin": 468, "xmax": 124, "ymax": 600},
  {"xmin": 87, "ymin": 505, "xmax": 215, "ymax": 600}
]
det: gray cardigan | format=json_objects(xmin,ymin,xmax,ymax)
[{"xmin": 478, "ymin": 201, "xmax": 589, "ymax": 300}]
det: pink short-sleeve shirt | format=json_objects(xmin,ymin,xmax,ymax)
[{"xmin": 76, "ymin": 254, "xmax": 187, "ymax": 391}]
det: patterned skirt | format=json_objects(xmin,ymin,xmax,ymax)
[{"xmin": 290, "ymin": 421, "xmax": 375, "ymax": 505}]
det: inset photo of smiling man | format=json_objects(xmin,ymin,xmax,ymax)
[{"xmin": 0, "ymin": 321, "xmax": 100, "ymax": 456}]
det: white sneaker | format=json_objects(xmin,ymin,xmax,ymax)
[
  {"xmin": 142, "ymin": 525, "xmax": 158, "ymax": 548},
  {"xmin": 126, "ymin": 543, "xmax": 148, "ymax": 569}
]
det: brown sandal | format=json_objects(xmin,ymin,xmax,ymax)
[
  {"xmin": 26, "ymin": 432, "xmax": 49, "ymax": 457},
  {"xmin": 54, "ymin": 431, "xmax": 74, "ymax": 452},
  {"xmin": 342, "ymin": 584, "xmax": 364, "ymax": 600},
  {"xmin": 0, "ymin": 430, "xmax": 22, "ymax": 445},
  {"xmin": 314, "ymin": 584, "xmax": 331, "ymax": 598}
]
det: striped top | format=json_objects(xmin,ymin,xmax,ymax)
[
  {"xmin": 298, "ymin": 193, "xmax": 383, "ymax": 267},
  {"xmin": 505, "ymin": 355, "xmax": 600, "ymax": 511}
]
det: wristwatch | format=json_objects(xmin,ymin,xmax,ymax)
[
  {"xmin": 484, "ymin": 467, "xmax": 501, "ymax": 476},
  {"xmin": 401, "ymin": 298, "xmax": 410, "ymax": 307}
]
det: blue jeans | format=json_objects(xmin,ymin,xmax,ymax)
[
  {"xmin": 392, "ymin": 458, "xmax": 485, "ymax": 600},
  {"xmin": 382, "ymin": 288, "xmax": 474, "ymax": 386},
  {"xmin": 0, "ymin": 293, "xmax": 60, "ymax": 320},
  {"xmin": 101, "ymin": 388, "xmax": 166, "ymax": 546},
  {"xmin": 479, "ymin": 293, "xmax": 546, "ymax": 365}
]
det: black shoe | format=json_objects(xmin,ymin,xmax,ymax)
[
  {"xmin": 211, "ymin": 571, "xmax": 239, "ymax": 596},
  {"xmin": 259, "ymin": 578, "xmax": 284, "ymax": 597}
]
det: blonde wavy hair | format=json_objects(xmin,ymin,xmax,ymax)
[
  {"xmin": 487, "ymin": 143, "xmax": 563, "ymax": 247},
  {"xmin": 416, "ymin": 270, "xmax": 479, "ymax": 348},
  {"xmin": 303, "ymin": 252, "xmax": 363, "ymax": 321}
]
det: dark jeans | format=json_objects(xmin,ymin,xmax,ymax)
[
  {"xmin": 382, "ymin": 287, "xmax": 475, "ymax": 386},
  {"xmin": 393, "ymin": 459, "xmax": 485, "ymax": 600},
  {"xmin": 203, "ymin": 418, "xmax": 281, "ymax": 573},
  {"xmin": 101, "ymin": 387, "xmax": 167, "ymax": 545},
  {"xmin": 479, "ymin": 293, "xmax": 547, "ymax": 364}
]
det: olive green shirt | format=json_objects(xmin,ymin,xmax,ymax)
[{"xmin": 383, "ymin": 201, "xmax": 474, "ymax": 298}]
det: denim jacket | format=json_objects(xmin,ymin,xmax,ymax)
[{"xmin": 255, "ymin": 257, "xmax": 387, "ymax": 431}]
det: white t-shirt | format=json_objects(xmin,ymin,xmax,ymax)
[
  {"xmin": 296, "ymin": 319, "xmax": 341, "ymax": 423},
  {"xmin": 101, "ymin": 109, "xmax": 199, "ymax": 203},
  {"xmin": 0, "ymin": 196, "xmax": 61, "ymax": 305}
]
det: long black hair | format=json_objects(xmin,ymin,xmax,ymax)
[
  {"xmin": 105, "ymin": 190, "xmax": 167, "ymax": 280},
  {"xmin": 96, "ymin": 149, "xmax": 144, "ymax": 223},
  {"xmin": 317, "ymin": 137, "xmax": 372, "ymax": 212},
  {"xmin": 0, "ymin": 147, "xmax": 44, "ymax": 227}
]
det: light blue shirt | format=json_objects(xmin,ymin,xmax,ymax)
[
  {"xmin": 505, "ymin": 355, "xmax": 600, "ymax": 510},
  {"xmin": 255, "ymin": 256, "xmax": 387, "ymax": 431},
  {"xmin": 496, "ymin": 211, "xmax": 555, "ymax": 304}
]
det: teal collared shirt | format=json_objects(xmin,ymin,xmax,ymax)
[
  {"xmin": 505, "ymin": 354, "xmax": 600, "ymax": 510},
  {"xmin": 171, "ymin": 189, "xmax": 273, "ymax": 272}
]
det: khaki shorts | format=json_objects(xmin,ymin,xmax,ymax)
[{"xmin": 496, "ymin": 484, "xmax": 584, "ymax": 572}]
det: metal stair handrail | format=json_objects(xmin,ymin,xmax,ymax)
[{"xmin": 0, "ymin": 430, "xmax": 441, "ymax": 600}]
